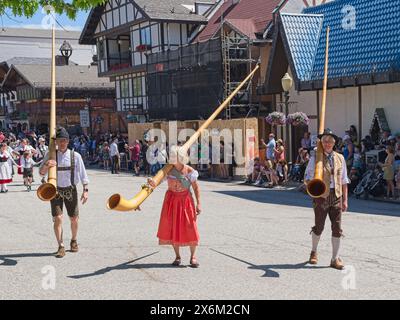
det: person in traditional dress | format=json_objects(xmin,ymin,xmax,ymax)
[
  {"xmin": 12, "ymin": 138, "xmax": 36, "ymax": 175},
  {"xmin": 148, "ymin": 146, "xmax": 201, "ymax": 267},
  {"xmin": 36, "ymin": 137, "xmax": 49, "ymax": 183},
  {"xmin": 304, "ymin": 129, "xmax": 350, "ymax": 270},
  {"xmin": 39, "ymin": 127, "xmax": 89, "ymax": 258},
  {"xmin": 0, "ymin": 143, "xmax": 20, "ymax": 193},
  {"xmin": 20, "ymin": 151, "xmax": 41, "ymax": 191}
]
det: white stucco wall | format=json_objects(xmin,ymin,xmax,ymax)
[{"xmin": 277, "ymin": 82, "xmax": 400, "ymax": 139}]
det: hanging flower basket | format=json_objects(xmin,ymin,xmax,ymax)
[
  {"xmin": 287, "ymin": 112, "xmax": 310, "ymax": 127},
  {"xmin": 265, "ymin": 112, "xmax": 286, "ymax": 126}
]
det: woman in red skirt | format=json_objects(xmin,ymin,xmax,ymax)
[{"xmin": 148, "ymin": 146, "xmax": 201, "ymax": 267}]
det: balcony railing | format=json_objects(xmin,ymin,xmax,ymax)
[{"xmin": 108, "ymin": 51, "xmax": 131, "ymax": 72}]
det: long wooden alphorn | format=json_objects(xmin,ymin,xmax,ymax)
[
  {"xmin": 306, "ymin": 26, "xmax": 330, "ymax": 198},
  {"xmin": 107, "ymin": 63, "xmax": 260, "ymax": 211},
  {"xmin": 37, "ymin": 27, "xmax": 57, "ymax": 201}
]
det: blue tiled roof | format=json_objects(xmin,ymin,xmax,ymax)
[
  {"xmin": 280, "ymin": 13, "xmax": 323, "ymax": 81},
  {"xmin": 281, "ymin": 0, "xmax": 400, "ymax": 81}
]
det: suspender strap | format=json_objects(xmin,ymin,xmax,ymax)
[
  {"xmin": 56, "ymin": 149, "xmax": 75, "ymax": 187},
  {"xmin": 70, "ymin": 150, "xmax": 75, "ymax": 186}
]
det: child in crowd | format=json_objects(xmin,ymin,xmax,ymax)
[
  {"xmin": 20, "ymin": 151, "xmax": 40, "ymax": 191},
  {"xmin": 276, "ymin": 159, "xmax": 288, "ymax": 184}
]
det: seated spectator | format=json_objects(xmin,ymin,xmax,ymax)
[
  {"xmin": 245, "ymin": 157, "xmax": 261, "ymax": 184},
  {"xmin": 348, "ymin": 167, "xmax": 362, "ymax": 194},
  {"xmin": 361, "ymin": 135, "xmax": 374, "ymax": 154},
  {"xmin": 261, "ymin": 159, "xmax": 279, "ymax": 188},
  {"xmin": 352, "ymin": 146, "xmax": 363, "ymax": 170},
  {"xmin": 290, "ymin": 148, "xmax": 309, "ymax": 182},
  {"xmin": 276, "ymin": 159, "xmax": 288, "ymax": 184},
  {"xmin": 301, "ymin": 132, "xmax": 311, "ymax": 151}
]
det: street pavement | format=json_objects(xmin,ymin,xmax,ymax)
[{"xmin": 1, "ymin": 169, "xmax": 400, "ymax": 300}]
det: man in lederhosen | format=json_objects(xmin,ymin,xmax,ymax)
[
  {"xmin": 39, "ymin": 127, "xmax": 89, "ymax": 258},
  {"xmin": 304, "ymin": 129, "xmax": 350, "ymax": 270}
]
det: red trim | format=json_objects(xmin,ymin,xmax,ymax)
[{"xmin": 0, "ymin": 179, "xmax": 12, "ymax": 184}]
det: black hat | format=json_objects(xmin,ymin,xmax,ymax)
[
  {"xmin": 317, "ymin": 128, "xmax": 338, "ymax": 141},
  {"xmin": 54, "ymin": 127, "xmax": 69, "ymax": 139}
]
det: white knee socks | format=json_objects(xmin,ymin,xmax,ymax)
[
  {"xmin": 331, "ymin": 237, "xmax": 341, "ymax": 261},
  {"xmin": 311, "ymin": 232, "xmax": 320, "ymax": 252}
]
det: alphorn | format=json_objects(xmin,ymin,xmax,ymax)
[
  {"xmin": 107, "ymin": 63, "xmax": 260, "ymax": 211},
  {"xmin": 37, "ymin": 27, "xmax": 58, "ymax": 201},
  {"xmin": 306, "ymin": 26, "xmax": 330, "ymax": 198}
]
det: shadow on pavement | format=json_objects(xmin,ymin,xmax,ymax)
[
  {"xmin": 214, "ymin": 189, "xmax": 400, "ymax": 218},
  {"xmin": 211, "ymin": 249, "xmax": 330, "ymax": 278},
  {"xmin": 67, "ymin": 251, "xmax": 173, "ymax": 279},
  {"xmin": 0, "ymin": 252, "xmax": 55, "ymax": 266}
]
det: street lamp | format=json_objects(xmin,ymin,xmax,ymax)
[
  {"xmin": 86, "ymin": 97, "xmax": 92, "ymax": 136},
  {"xmin": 281, "ymin": 73, "xmax": 293, "ymax": 161},
  {"xmin": 60, "ymin": 40, "xmax": 73, "ymax": 65}
]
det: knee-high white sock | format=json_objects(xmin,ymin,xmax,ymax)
[
  {"xmin": 312, "ymin": 232, "xmax": 320, "ymax": 252},
  {"xmin": 331, "ymin": 237, "xmax": 341, "ymax": 261}
]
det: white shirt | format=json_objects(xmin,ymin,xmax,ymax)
[
  {"xmin": 110, "ymin": 142, "xmax": 119, "ymax": 157},
  {"xmin": 20, "ymin": 157, "xmax": 39, "ymax": 169},
  {"xmin": 14, "ymin": 144, "xmax": 34, "ymax": 155},
  {"xmin": 305, "ymin": 153, "xmax": 350, "ymax": 188},
  {"xmin": 36, "ymin": 144, "xmax": 48, "ymax": 158},
  {"xmin": 40, "ymin": 149, "xmax": 89, "ymax": 188}
]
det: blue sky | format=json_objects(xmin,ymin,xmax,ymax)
[{"xmin": 1, "ymin": 8, "xmax": 89, "ymax": 31}]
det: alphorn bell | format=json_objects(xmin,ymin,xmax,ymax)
[
  {"xmin": 37, "ymin": 27, "xmax": 57, "ymax": 201},
  {"xmin": 306, "ymin": 27, "xmax": 330, "ymax": 198},
  {"xmin": 107, "ymin": 63, "xmax": 261, "ymax": 211}
]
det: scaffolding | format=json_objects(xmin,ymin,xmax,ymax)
[
  {"xmin": 221, "ymin": 28, "xmax": 258, "ymax": 119},
  {"xmin": 146, "ymin": 31, "xmax": 259, "ymax": 121},
  {"xmin": 147, "ymin": 38, "xmax": 223, "ymax": 121}
]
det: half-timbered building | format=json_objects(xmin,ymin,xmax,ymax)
[{"xmin": 80, "ymin": 0, "xmax": 215, "ymax": 122}]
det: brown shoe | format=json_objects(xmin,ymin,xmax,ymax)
[
  {"xmin": 70, "ymin": 240, "xmax": 79, "ymax": 253},
  {"xmin": 189, "ymin": 257, "xmax": 200, "ymax": 268},
  {"xmin": 309, "ymin": 251, "xmax": 318, "ymax": 264},
  {"xmin": 172, "ymin": 257, "xmax": 181, "ymax": 266},
  {"xmin": 330, "ymin": 258, "xmax": 344, "ymax": 270},
  {"xmin": 55, "ymin": 246, "xmax": 65, "ymax": 258}
]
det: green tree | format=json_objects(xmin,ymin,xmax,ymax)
[{"xmin": 0, "ymin": 0, "xmax": 106, "ymax": 19}]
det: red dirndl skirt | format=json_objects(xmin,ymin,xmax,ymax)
[
  {"xmin": 157, "ymin": 189, "xmax": 199, "ymax": 247},
  {"xmin": 17, "ymin": 158, "xmax": 23, "ymax": 175}
]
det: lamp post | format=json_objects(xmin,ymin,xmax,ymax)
[
  {"xmin": 85, "ymin": 97, "xmax": 92, "ymax": 136},
  {"xmin": 281, "ymin": 72, "xmax": 293, "ymax": 161}
]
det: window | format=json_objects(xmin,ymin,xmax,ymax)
[
  {"xmin": 133, "ymin": 77, "xmax": 142, "ymax": 96},
  {"xmin": 98, "ymin": 39, "xmax": 105, "ymax": 59},
  {"xmin": 140, "ymin": 27, "xmax": 151, "ymax": 46},
  {"xmin": 120, "ymin": 79, "xmax": 129, "ymax": 98}
]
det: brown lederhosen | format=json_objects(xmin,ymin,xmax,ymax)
[
  {"xmin": 312, "ymin": 190, "xmax": 343, "ymax": 238},
  {"xmin": 311, "ymin": 156, "xmax": 343, "ymax": 238},
  {"xmin": 50, "ymin": 150, "xmax": 79, "ymax": 218}
]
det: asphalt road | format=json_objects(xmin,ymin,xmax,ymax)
[{"xmin": 1, "ymin": 169, "xmax": 400, "ymax": 299}]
